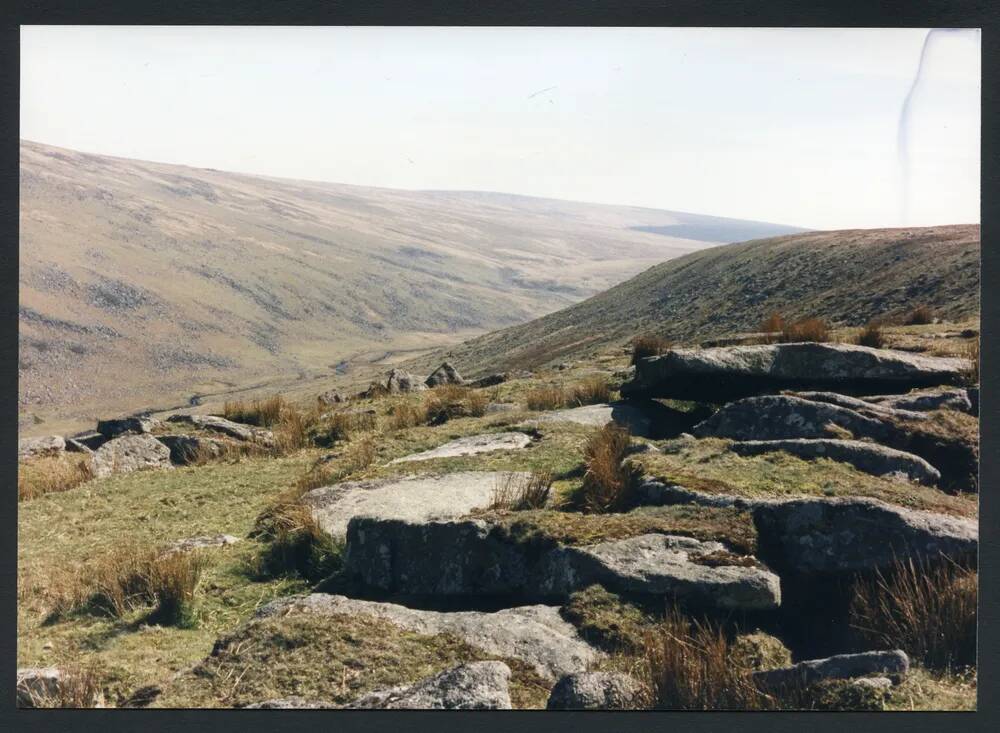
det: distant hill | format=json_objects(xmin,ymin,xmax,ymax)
[
  {"xmin": 19, "ymin": 140, "xmax": 802, "ymax": 432},
  {"xmin": 409, "ymin": 225, "xmax": 980, "ymax": 376}
]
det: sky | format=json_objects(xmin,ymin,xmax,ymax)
[{"xmin": 21, "ymin": 26, "xmax": 980, "ymax": 230}]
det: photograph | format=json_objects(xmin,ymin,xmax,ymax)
[{"xmin": 16, "ymin": 25, "xmax": 981, "ymax": 711}]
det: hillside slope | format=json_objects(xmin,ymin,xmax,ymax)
[
  {"xmin": 409, "ymin": 225, "xmax": 980, "ymax": 376},
  {"xmin": 19, "ymin": 141, "xmax": 804, "ymax": 432}
]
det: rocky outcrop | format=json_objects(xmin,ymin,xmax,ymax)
[
  {"xmin": 344, "ymin": 518, "xmax": 781, "ymax": 611},
  {"xmin": 864, "ymin": 387, "xmax": 973, "ymax": 414},
  {"xmin": 623, "ymin": 343, "xmax": 965, "ymax": 402},
  {"xmin": 255, "ymin": 594, "xmax": 601, "ymax": 681},
  {"xmin": 317, "ymin": 390, "xmax": 344, "ymax": 406},
  {"xmin": 302, "ymin": 471, "xmax": 513, "ymax": 540},
  {"xmin": 787, "ymin": 391, "xmax": 928, "ymax": 421},
  {"xmin": 535, "ymin": 534, "xmax": 781, "ymax": 611},
  {"xmin": 243, "ymin": 698, "xmax": 336, "ymax": 709},
  {"xmin": 386, "ymin": 368, "xmax": 426, "ymax": 393},
  {"xmin": 347, "ymin": 662, "xmax": 512, "ymax": 709},
  {"xmin": 96, "ymin": 414, "xmax": 159, "ymax": 438},
  {"xmin": 693, "ymin": 395, "xmax": 894, "ymax": 443},
  {"xmin": 751, "ymin": 497, "xmax": 978, "ymax": 574},
  {"xmin": 753, "ymin": 650, "xmax": 909, "ymax": 689},
  {"xmin": 425, "ymin": 362, "xmax": 465, "ymax": 388},
  {"xmin": 17, "ymin": 435, "xmax": 65, "ymax": 461},
  {"xmin": 470, "ymin": 373, "xmax": 508, "ymax": 389},
  {"xmin": 157, "ymin": 434, "xmax": 233, "ymax": 465},
  {"xmin": 730, "ymin": 439, "xmax": 941, "ymax": 485},
  {"xmin": 91, "ymin": 433, "xmax": 173, "ymax": 479},
  {"xmin": 546, "ymin": 671, "xmax": 643, "ymax": 710},
  {"xmin": 346, "ymin": 518, "xmax": 529, "ymax": 596},
  {"xmin": 389, "ymin": 432, "xmax": 533, "ymax": 464},
  {"xmin": 165, "ymin": 414, "xmax": 274, "ymax": 446}
]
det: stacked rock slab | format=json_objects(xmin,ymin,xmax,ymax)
[
  {"xmin": 343, "ymin": 517, "xmax": 782, "ymax": 611},
  {"xmin": 91, "ymin": 433, "xmax": 173, "ymax": 479},
  {"xmin": 425, "ymin": 361, "xmax": 465, "ymax": 387},
  {"xmin": 622, "ymin": 343, "xmax": 965, "ymax": 402},
  {"xmin": 753, "ymin": 650, "xmax": 909, "ymax": 689},
  {"xmin": 166, "ymin": 414, "xmax": 274, "ymax": 446},
  {"xmin": 17, "ymin": 435, "xmax": 65, "ymax": 461}
]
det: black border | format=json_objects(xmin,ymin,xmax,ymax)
[{"xmin": 2, "ymin": 2, "xmax": 997, "ymax": 733}]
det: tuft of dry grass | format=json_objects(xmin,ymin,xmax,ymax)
[
  {"xmin": 759, "ymin": 312, "xmax": 785, "ymax": 334},
  {"xmin": 293, "ymin": 437, "xmax": 377, "ymax": 494},
  {"xmin": 387, "ymin": 400, "xmax": 428, "ymax": 430},
  {"xmin": 49, "ymin": 543, "xmax": 207, "ymax": 626},
  {"xmin": 904, "ymin": 305, "xmax": 935, "ymax": 325},
  {"xmin": 856, "ymin": 321, "xmax": 886, "ymax": 349},
  {"xmin": 422, "ymin": 385, "xmax": 488, "ymax": 424},
  {"xmin": 850, "ymin": 557, "xmax": 977, "ymax": 671},
  {"xmin": 223, "ymin": 395, "xmax": 285, "ymax": 427},
  {"xmin": 18, "ymin": 453, "xmax": 94, "ymax": 501},
  {"xmin": 489, "ymin": 471, "xmax": 553, "ymax": 511},
  {"xmin": 577, "ymin": 423, "xmax": 638, "ymax": 513},
  {"xmin": 631, "ymin": 333, "xmax": 672, "ymax": 365},
  {"xmin": 636, "ymin": 607, "xmax": 769, "ymax": 710},
  {"xmin": 961, "ymin": 338, "xmax": 979, "ymax": 386},
  {"xmin": 18, "ymin": 666, "xmax": 104, "ymax": 708},
  {"xmin": 525, "ymin": 385, "xmax": 566, "ymax": 411},
  {"xmin": 779, "ymin": 317, "xmax": 830, "ymax": 343},
  {"xmin": 568, "ymin": 375, "xmax": 613, "ymax": 406},
  {"xmin": 250, "ymin": 501, "xmax": 342, "ymax": 583}
]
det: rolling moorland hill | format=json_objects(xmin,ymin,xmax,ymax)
[
  {"xmin": 19, "ymin": 140, "xmax": 804, "ymax": 436},
  {"xmin": 408, "ymin": 225, "xmax": 980, "ymax": 377}
]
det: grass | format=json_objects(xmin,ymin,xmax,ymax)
[
  {"xmin": 223, "ymin": 396, "xmax": 285, "ymax": 427},
  {"xmin": 47, "ymin": 542, "xmax": 207, "ymax": 628},
  {"xmin": 636, "ymin": 607, "xmax": 768, "ymax": 710},
  {"xmin": 850, "ymin": 557, "xmax": 977, "ymax": 671},
  {"xmin": 560, "ymin": 585, "xmax": 656, "ymax": 654},
  {"xmin": 489, "ymin": 505, "xmax": 758, "ymax": 556},
  {"xmin": 759, "ymin": 312, "xmax": 785, "ymax": 334},
  {"xmin": 18, "ymin": 452, "xmax": 95, "ymax": 501},
  {"xmin": 155, "ymin": 612, "xmax": 551, "ymax": 709},
  {"xmin": 856, "ymin": 321, "xmax": 886, "ymax": 348},
  {"xmin": 576, "ymin": 423, "xmax": 639, "ymax": 513},
  {"xmin": 779, "ymin": 317, "xmax": 830, "ymax": 343},
  {"xmin": 631, "ymin": 333, "xmax": 672, "ymax": 365},
  {"xmin": 525, "ymin": 384, "xmax": 566, "ymax": 411},
  {"xmin": 634, "ymin": 438, "xmax": 977, "ymax": 518},
  {"xmin": 962, "ymin": 338, "xmax": 979, "ymax": 386},
  {"xmin": 885, "ymin": 409, "xmax": 979, "ymax": 493},
  {"xmin": 18, "ymin": 665, "xmax": 104, "ymax": 708},
  {"xmin": 293, "ymin": 437, "xmax": 377, "ymax": 493},
  {"xmin": 250, "ymin": 502, "xmax": 343, "ymax": 583},
  {"xmin": 307, "ymin": 409, "xmax": 376, "ymax": 447},
  {"xmin": 489, "ymin": 471, "xmax": 552, "ymax": 511},
  {"xmin": 904, "ymin": 305, "xmax": 935, "ymax": 325},
  {"xmin": 567, "ymin": 375, "xmax": 613, "ymax": 406}
]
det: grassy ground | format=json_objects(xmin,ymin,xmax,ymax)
[{"xmin": 632, "ymin": 438, "xmax": 977, "ymax": 518}]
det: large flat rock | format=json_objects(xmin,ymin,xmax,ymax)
[
  {"xmin": 302, "ymin": 471, "xmax": 523, "ymax": 540},
  {"xmin": 17, "ymin": 435, "xmax": 65, "ymax": 462},
  {"xmin": 622, "ymin": 343, "xmax": 965, "ymax": 402},
  {"xmin": 165, "ymin": 414, "xmax": 274, "ymax": 446},
  {"xmin": 344, "ymin": 517, "xmax": 780, "ymax": 611},
  {"xmin": 535, "ymin": 533, "xmax": 781, "ymax": 611},
  {"xmin": 255, "ymin": 593, "xmax": 601, "ymax": 682},
  {"xmin": 532, "ymin": 402, "xmax": 656, "ymax": 437},
  {"xmin": 389, "ymin": 433, "xmax": 532, "ymax": 464},
  {"xmin": 753, "ymin": 650, "xmax": 909, "ymax": 689},
  {"xmin": 730, "ymin": 439, "xmax": 941, "ymax": 485}
]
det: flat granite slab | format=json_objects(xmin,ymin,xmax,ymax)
[{"xmin": 390, "ymin": 432, "xmax": 532, "ymax": 464}]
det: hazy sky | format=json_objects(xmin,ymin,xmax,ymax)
[{"xmin": 21, "ymin": 26, "xmax": 980, "ymax": 230}]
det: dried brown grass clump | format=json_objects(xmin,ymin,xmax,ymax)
[
  {"xmin": 18, "ymin": 666, "xmax": 104, "ymax": 708},
  {"xmin": 251, "ymin": 501, "xmax": 342, "ymax": 582},
  {"xmin": 293, "ymin": 437, "xmax": 378, "ymax": 494},
  {"xmin": 423, "ymin": 385, "xmax": 488, "ymax": 424},
  {"xmin": 578, "ymin": 423, "xmax": 638, "ymax": 513},
  {"xmin": 223, "ymin": 395, "xmax": 286, "ymax": 427},
  {"xmin": 759, "ymin": 312, "xmax": 785, "ymax": 334},
  {"xmin": 18, "ymin": 453, "xmax": 94, "ymax": 501},
  {"xmin": 387, "ymin": 400, "xmax": 429, "ymax": 431},
  {"xmin": 489, "ymin": 471, "xmax": 553, "ymax": 511},
  {"xmin": 904, "ymin": 305, "xmax": 935, "ymax": 325},
  {"xmin": 856, "ymin": 321, "xmax": 886, "ymax": 349},
  {"xmin": 850, "ymin": 557, "xmax": 977, "ymax": 671},
  {"xmin": 631, "ymin": 333, "xmax": 672, "ymax": 365},
  {"xmin": 637, "ymin": 608, "xmax": 769, "ymax": 710},
  {"xmin": 779, "ymin": 318, "xmax": 830, "ymax": 343},
  {"xmin": 961, "ymin": 338, "xmax": 979, "ymax": 386},
  {"xmin": 568, "ymin": 376, "xmax": 612, "ymax": 406},
  {"xmin": 525, "ymin": 385, "xmax": 566, "ymax": 411},
  {"xmin": 51, "ymin": 543, "xmax": 206, "ymax": 627},
  {"xmin": 309, "ymin": 408, "xmax": 376, "ymax": 446}
]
